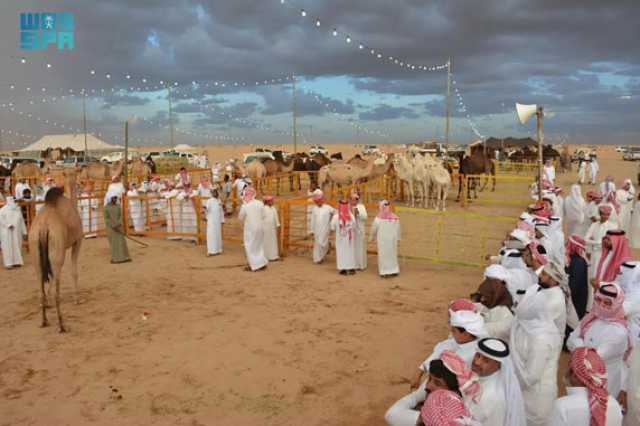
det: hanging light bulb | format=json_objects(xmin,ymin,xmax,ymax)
[
  {"xmin": 377, "ymin": 53, "xmax": 382, "ymax": 58},
  {"xmin": 370, "ymin": 49, "xmax": 375, "ymax": 55},
  {"xmin": 332, "ymin": 28, "xmax": 338, "ymax": 36},
  {"xmin": 46, "ymin": 63, "xmax": 52, "ymax": 69},
  {"xmin": 142, "ymin": 78, "xmax": 147, "ymax": 83},
  {"xmin": 106, "ymin": 73, "xmax": 111, "ymax": 79},
  {"xmin": 126, "ymin": 74, "xmax": 131, "ymax": 79},
  {"xmin": 358, "ymin": 44, "xmax": 364, "ymax": 50},
  {"xmin": 20, "ymin": 58, "xmax": 26, "ymax": 64},
  {"xmin": 300, "ymin": 9, "xmax": 306, "ymax": 17},
  {"xmin": 90, "ymin": 69, "xmax": 96, "ymax": 75},
  {"xmin": 315, "ymin": 19, "xmax": 321, "ymax": 27}
]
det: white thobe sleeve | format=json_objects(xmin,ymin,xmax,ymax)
[
  {"xmin": 358, "ymin": 205, "xmax": 368, "ymax": 221},
  {"xmin": 238, "ymin": 205, "xmax": 247, "ymax": 223},
  {"xmin": 310, "ymin": 207, "xmax": 316, "ymax": 234},
  {"xmin": 384, "ymin": 388, "xmax": 424, "ymax": 426},
  {"xmin": 594, "ymin": 325, "xmax": 628, "ymax": 363},
  {"xmin": 518, "ymin": 342, "xmax": 553, "ymax": 388},
  {"xmin": 566, "ymin": 326, "xmax": 585, "ymax": 352},
  {"xmin": 418, "ymin": 339, "xmax": 453, "ymax": 372},
  {"xmin": 330, "ymin": 214, "xmax": 338, "ymax": 231},
  {"xmin": 547, "ymin": 400, "xmax": 570, "ymax": 426},
  {"xmin": 274, "ymin": 209, "xmax": 280, "ymax": 227}
]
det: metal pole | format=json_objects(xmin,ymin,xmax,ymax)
[
  {"xmin": 292, "ymin": 74, "xmax": 297, "ymax": 154},
  {"xmin": 124, "ymin": 121, "xmax": 129, "ymax": 190},
  {"xmin": 537, "ymin": 106, "xmax": 544, "ymax": 200},
  {"xmin": 445, "ymin": 56, "xmax": 452, "ymax": 146},
  {"xmin": 82, "ymin": 93, "xmax": 88, "ymax": 162},
  {"xmin": 167, "ymin": 85, "xmax": 175, "ymax": 149}
]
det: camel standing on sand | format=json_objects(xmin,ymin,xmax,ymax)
[
  {"xmin": 245, "ymin": 160, "xmax": 267, "ymax": 192},
  {"xmin": 28, "ymin": 176, "xmax": 83, "ymax": 332},
  {"xmin": 317, "ymin": 158, "xmax": 375, "ymax": 197},
  {"xmin": 456, "ymin": 152, "xmax": 496, "ymax": 201},
  {"xmin": 423, "ymin": 156, "xmax": 452, "ymax": 211},
  {"xmin": 393, "ymin": 154, "xmax": 417, "ymax": 207}
]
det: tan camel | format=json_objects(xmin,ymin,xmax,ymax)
[
  {"xmin": 421, "ymin": 155, "xmax": 451, "ymax": 211},
  {"xmin": 245, "ymin": 160, "xmax": 267, "ymax": 191},
  {"xmin": 11, "ymin": 161, "xmax": 42, "ymax": 181},
  {"xmin": 317, "ymin": 158, "xmax": 375, "ymax": 194},
  {"xmin": 28, "ymin": 175, "xmax": 83, "ymax": 332}
]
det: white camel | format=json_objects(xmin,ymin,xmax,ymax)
[
  {"xmin": 393, "ymin": 154, "xmax": 417, "ymax": 207},
  {"xmin": 423, "ymin": 155, "xmax": 452, "ymax": 211}
]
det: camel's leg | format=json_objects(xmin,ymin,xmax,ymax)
[
  {"xmin": 40, "ymin": 279, "xmax": 49, "ymax": 327},
  {"xmin": 71, "ymin": 241, "xmax": 81, "ymax": 304},
  {"xmin": 491, "ymin": 174, "xmax": 496, "ymax": 192},
  {"xmin": 54, "ymin": 275, "xmax": 66, "ymax": 333},
  {"xmin": 479, "ymin": 174, "xmax": 488, "ymax": 192}
]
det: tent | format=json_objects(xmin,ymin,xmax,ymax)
[
  {"xmin": 469, "ymin": 137, "xmax": 537, "ymax": 150},
  {"xmin": 20, "ymin": 134, "xmax": 122, "ymax": 152}
]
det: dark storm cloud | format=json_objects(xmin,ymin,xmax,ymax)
[
  {"xmin": 1, "ymin": 0, "xmax": 639, "ymax": 143},
  {"xmin": 259, "ymin": 86, "xmax": 355, "ymax": 116},
  {"xmin": 191, "ymin": 102, "xmax": 258, "ymax": 127},
  {"xmin": 359, "ymin": 104, "xmax": 419, "ymax": 121},
  {"xmin": 101, "ymin": 93, "xmax": 150, "ymax": 110}
]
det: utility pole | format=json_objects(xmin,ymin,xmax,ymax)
[
  {"xmin": 167, "ymin": 85, "xmax": 175, "ymax": 149},
  {"xmin": 445, "ymin": 56, "xmax": 452, "ymax": 146},
  {"xmin": 82, "ymin": 93, "xmax": 88, "ymax": 162},
  {"xmin": 123, "ymin": 120, "xmax": 129, "ymax": 189},
  {"xmin": 292, "ymin": 74, "xmax": 297, "ymax": 154},
  {"xmin": 536, "ymin": 106, "xmax": 544, "ymax": 200}
]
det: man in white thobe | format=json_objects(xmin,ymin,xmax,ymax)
[
  {"xmin": 585, "ymin": 205, "xmax": 619, "ymax": 278},
  {"xmin": 543, "ymin": 159, "xmax": 556, "ymax": 186},
  {"xmin": 350, "ymin": 192, "xmax": 368, "ymax": 271},
  {"xmin": 310, "ymin": 191, "xmax": 334, "ymax": 264},
  {"xmin": 577, "ymin": 157, "xmax": 587, "ymax": 184},
  {"xmin": 162, "ymin": 183, "xmax": 181, "ymax": 241},
  {"xmin": 0, "ymin": 197, "xmax": 27, "ymax": 268},
  {"xmin": 548, "ymin": 347, "xmax": 623, "ymax": 426},
  {"xmin": 331, "ymin": 200, "xmax": 357, "ymax": 275},
  {"xmin": 567, "ymin": 283, "xmax": 630, "ymax": 398},
  {"xmin": 410, "ymin": 306, "xmax": 487, "ymax": 390},
  {"xmin": 127, "ymin": 183, "xmax": 146, "ymax": 234},
  {"xmin": 307, "ymin": 186, "xmax": 321, "ymax": 236},
  {"xmin": 589, "ymin": 156, "xmax": 599, "ymax": 184},
  {"xmin": 79, "ymin": 184, "xmax": 99, "ymax": 238},
  {"xmin": 470, "ymin": 338, "xmax": 527, "ymax": 426},
  {"xmin": 471, "ymin": 265, "xmax": 514, "ymax": 342},
  {"xmin": 370, "ymin": 200, "xmax": 400, "ymax": 277},
  {"xmin": 238, "ymin": 186, "xmax": 268, "ymax": 272},
  {"xmin": 204, "ymin": 189, "xmax": 224, "ymax": 256},
  {"xmin": 104, "ymin": 175, "xmax": 125, "ymax": 206},
  {"xmin": 262, "ymin": 195, "xmax": 280, "ymax": 261},
  {"xmin": 177, "ymin": 185, "xmax": 198, "ymax": 242},
  {"xmin": 14, "ymin": 179, "xmax": 31, "ymax": 201},
  {"xmin": 615, "ymin": 180, "xmax": 634, "ymax": 233},
  {"xmin": 511, "ymin": 283, "xmax": 564, "ymax": 426},
  {"xmin": 600, "ymin": 176, "xmax": 617, "ymax": 200}
]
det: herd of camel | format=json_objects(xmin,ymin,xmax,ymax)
[{"xmin": 240, "ymin": 149, "xmax": 496, "ymax": 208}]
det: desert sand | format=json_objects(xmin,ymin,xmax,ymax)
[{"xmin": 1, "ymin": 144, "xmax": 639, "ymax": 425}]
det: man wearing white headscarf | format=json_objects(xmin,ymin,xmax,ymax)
[
  {"xmin": 543, "ymin": 159, "xmax": 556, "ymax": 186},
  {"xmin": 0, "ymin": 197, "xmax": 27, "ymax": 268},
  {"xmin": 104, "ymin": 175, "xmax": 125, "ymax": 206},
  {"xmin": 630, "ymin": 195, "xmax": 640, "ymax": 249},
  {"xmin": 410, "ymin": 304, "xmax": 487, "ymax": 390},
  {"xmin": 126, "ymin": 182, "xmax": 146, "ymax": 233},
  {"xmin": 238, "ymin": 186, "xmax": 268, "ymax": 272},
  {"xmin": 204, "ymin": 189, "xmax": 224, "ymax": 256},
  {"xmin": 589, "ymin": 156, "xmax": 599, "ymax": 185},
  {"xmin": 548, "ymin": 216, "xmax": 566, "ymax": 266},
  {"xmin": 615, "ymin": 179, "xmax": 635, "ymax": 233},
  {"xmin": 564, "ymin": 184, "xmax": 586, "ymax": 237},
  {"xmin": 310, "ymin": 191, "xmax": 335, "ymax": 264},
  {"xmin": 510, "ymin": 284, "xmax": 564, "ymax": 426},
  {"xmin": 470, "ymin": 338, "xmax": 526, "ymax": 426}
]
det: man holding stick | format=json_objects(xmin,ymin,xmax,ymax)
[{"xmin": 104, "ymin": 192, "xmax": 131, "ymax": 264}]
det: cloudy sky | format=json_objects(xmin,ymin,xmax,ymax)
[{"xmin": 0, "ymin": 0, "xmax": 639, "ymax": 149}]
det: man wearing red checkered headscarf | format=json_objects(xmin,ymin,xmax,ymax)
[
  {"xmin": 548, "ymin": 347, "xmax": 623, "ymax": 426},
  {"xmin": 420, "ymin": 389, "xmax": 480, "ymax": 426}
]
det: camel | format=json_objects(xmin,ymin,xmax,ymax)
[
  {"xmin": 393, "ymin": 154, "xmax": 417, "ymax": 207},
  {"xmin": 347, "ymin": 154, "xmax": 368, "ymax": 169},
  {"xmin": 261, "ymin": 159, "xmax": 295, "ymax": 195},
  {"xmin": 288, "ymin": 153, "xmax": 322, "ymax": 191},
  {"xmin": 28, "ymin": 176, "xmax": 83, "ymax": 332},
  {"xmin": 245, "ymin": 159, "xmax": 267, "ymax": 192},
  {"xmin": 11, "ymin": 161, "xmax": 42, "ymax": 182},
  {"xmin": 423, "ymin": 156, "xmax": 452, "ymax": 211},
  {"xmin": 318, "ymin": 158, "xmax": 375, "ymax": 198},
  {"xmin": 130, "ymin": 159, "xmax": 152, "ymax": 183},
  {"xmin": 456, "ymin": 152, "xmax": 496, "ymax": 201},
  {"xmin": 311, "ymin": 153, "xmax": 331, "ymax": 167}
]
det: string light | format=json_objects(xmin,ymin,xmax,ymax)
[
  {"xmin": 452, "ymin": 76, "xmax": 484, "ymax": 139},
  {"xmin": 279, "ymin": 0, "xmax": 448, "ymax": 72}
]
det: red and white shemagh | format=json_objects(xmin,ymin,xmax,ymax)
[
  {"xmin": 570, "ymin": 347, "xmax": 608, "ymax": 426},
  {"xmin": 595, "ymin": 233, "xmax": 632, "ymax": 282},
  {"xmin": 565, "ymin": 234, "xmax": 586, "ymax": 265},
  {"xmin": 448, "ymin": 298, "xmax": 477, "ymax": 314},
  {"xmin": 580, "ymin": 282, "xmax": 631, "ymax": 360},
  {"xmin": 440, "ymin": 350, "xmax": 481, "ymax": 402},
  {"xmin": 421, "ymin": 389, "xmax": 480, "ymax": 426}
]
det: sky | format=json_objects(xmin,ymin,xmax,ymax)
[{"xmin": 0, "ymin": 0, "xmax": 639, "ymax": 149}]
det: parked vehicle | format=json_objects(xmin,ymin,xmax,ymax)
[
  {"xmin": 309, "ymin": 145, "xmax": 328, "ymax": 156},
  {"xmin": 623, "ymin": 147, "xmax": 640, "ymax": 161},
  {"xmin": 100, "ymin": 151, "xmax": 138, "ymax": 163},
  {"xmin": 362, "ymin": 145, "xmax": 381, "ymax": 155},
  {"xmin": 615, "ymin": 145, "xmax": 627, "ymax": 153},
  {"xmin": 243, "ymin": 151, "xmax": 275, "ymax": 164}
]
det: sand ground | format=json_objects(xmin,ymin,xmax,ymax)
[{"xmin": 1, "ymin": 144, "xmax": 638, "ymax": 425}]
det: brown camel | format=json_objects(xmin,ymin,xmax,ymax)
[
  {"xmin": 262, "ymin": 159, "xmax": 295, "ymax": 195},
  {"xmin": 28, "ymin": 177, "xmax": 83, "ymax": 332},
  {"xmin": 456, "ymin": 152, "xmax": 496, "ymax": 200}
]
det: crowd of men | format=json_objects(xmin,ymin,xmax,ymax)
[{"xmin": 384, "ymin": 162, "xmax": 640, "ymax": 425}]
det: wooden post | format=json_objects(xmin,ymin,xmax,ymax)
[
  {"xmin": 536, "ymin": 106, "xmax": 544, "ymax": 200},
  {"xmin": 122, "ymin": 193, "xmax": 130, "ymax": 235},
  {"xmin": 194, "ymin": 196, "xmax": 203, "ymax": 245},
  {"xmin": 460, "ymin": 174, "xmax": 467, "ymax": 208}
]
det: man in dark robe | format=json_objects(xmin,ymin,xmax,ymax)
[
  {"xmin": 104, "ymin": 192, "xmax": 131, "ymax": 264},
  {"xmin": 565, "ymin": 234, "xmax": 588, "ymax": 319}
]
